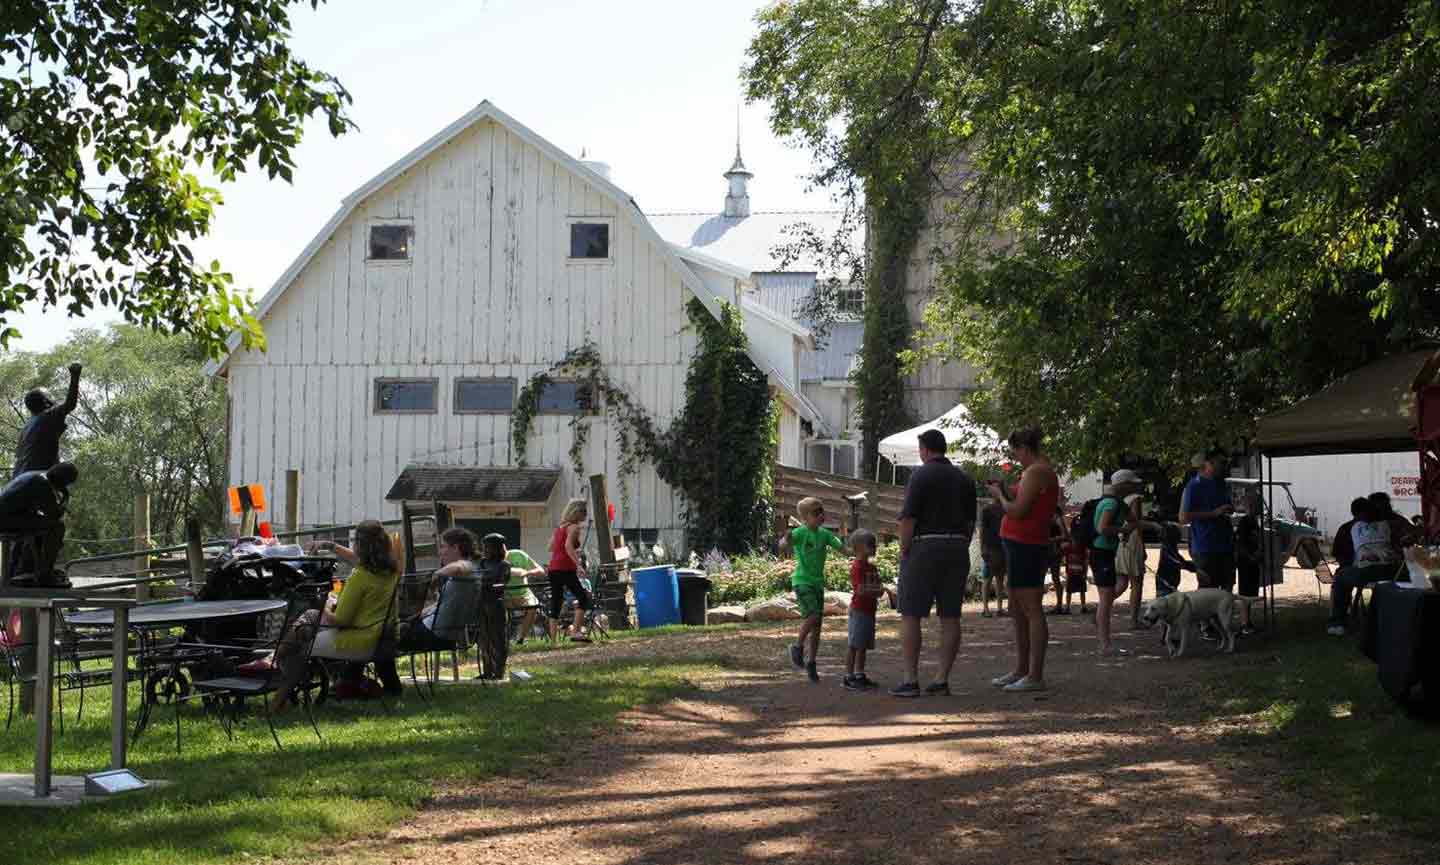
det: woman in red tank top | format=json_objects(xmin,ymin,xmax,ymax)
[
  {"xmin": 985, "ymin": 426, "xmax": 1059, "ymax": 693},
  {"xmin": 547, "ymin": 498, "xmax": 593, "ymax": 642}
]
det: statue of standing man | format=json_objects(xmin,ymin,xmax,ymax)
[{"xmin": 13, "ymin": 362, "xmax": 83, "ymax": 478}]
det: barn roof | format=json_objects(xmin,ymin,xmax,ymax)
[
  {"xmin": 648, "ymin": 210, "xmax": 857, "ymax": 277},
  {"xmin": 385, "ymin": 465, "xmax": 561, "ymax": 505},
  {"xmin": 203, "ymin": 100, "xmax": 741, "ymax": 377}
]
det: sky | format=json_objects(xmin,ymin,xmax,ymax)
[{"xmin": 8, "ymin": 0, "xmax": 839, "ymax": 351}]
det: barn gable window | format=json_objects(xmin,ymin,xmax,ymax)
[
  {"xmin": 537, "ymin": 379, "xmax": 598, "ymax": 414},
  {"xmin": 567, "ymin": 218, "xmax": 611, "ymax": 261},
  {"xmin": 374, "ymin": 378, "xmax": 437, "ymax": 413},
  {"xmin": 455, "ymin": 377, "xmax": 517, "ymax": 414},
  {"xmin": 368, "ymin": 222, "xmax": 414, "ymax": 261}
]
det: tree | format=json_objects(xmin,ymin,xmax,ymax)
[
  {"xmin": 1, "ymin": 1, "xmax": 353, "ymax": 358},
  {"xmin": 747, "ymin": 0, "xmax": 1440, "ymax": 473},
  {"xmin": 1, "ymin": 325, "xmax": 228, "ymax": 558},
  {"xmin": 745, "ymin": 0, "xmax": 965, "ymax": 469}
]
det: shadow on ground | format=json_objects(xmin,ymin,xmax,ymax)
[{"xmin": 333, "ymin": 590, "xmax": 1440, "ymax": 865}]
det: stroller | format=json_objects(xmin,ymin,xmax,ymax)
[{"xmin": 197, "ymin": 543, "xmax": 338, "ymax": 645}]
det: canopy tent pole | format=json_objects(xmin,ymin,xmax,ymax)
[{"xmin": 1264, "ymin": 455, "xmax": 1276, "ymax": 630}]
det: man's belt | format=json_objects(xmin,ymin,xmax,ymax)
[{"xmin": 914, "ymin": 533, "xmax": 969, "ymax": 540}]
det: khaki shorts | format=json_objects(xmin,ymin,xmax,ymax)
[{"xmin": 505, "ymin": 588, "xmax": 540, "ymax": 609}]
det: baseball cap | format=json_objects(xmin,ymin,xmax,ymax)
[{"xmin": 1110, "ymin": 469, "xmax": 1143, "ymax": 486}]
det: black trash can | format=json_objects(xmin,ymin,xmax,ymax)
[{"xmin": 675, "ymin": 569, "xmax": 712, "ymax": 626}]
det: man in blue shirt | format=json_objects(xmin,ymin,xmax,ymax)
[
  {"xmin": 1180, "ymin": 450, "xmax": 1244, "ymax": 639},
  {"xmin": 1179, "ymin": 449, "xmax": 1236, "ymax": 592}
]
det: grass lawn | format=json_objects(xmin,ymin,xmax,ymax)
[
  {"xmin": 0, "ymin": 657, "xmax": 720, "ymax": 865},
  {"xmin": 1201, "ymin": 599, "xmax": 1440, "ymax": 838}
]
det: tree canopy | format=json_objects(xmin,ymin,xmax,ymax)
[
  {"xmin": 746, "ymin": 0, "xmax": 1440, "ymax": 472},
  {"xmin": 1, "ymin": 0, "xmax": 352, "ymax": 358}
]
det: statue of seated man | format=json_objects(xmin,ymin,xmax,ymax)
[{"xmin": 0, "ymin": 462, "xmax": 79, "ymax": 588}]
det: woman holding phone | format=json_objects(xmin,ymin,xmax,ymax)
[{"xmin": 986, "ymin": 426, "xmax": 1059, "ymax": 693}]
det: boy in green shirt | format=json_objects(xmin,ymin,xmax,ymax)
[
  {"xmin": 502, "ymin": 544, "xmax": 546, "ymax": 644},
  {"xmin": 781, "ymin": 497, "xmax": 845, "ymax": 683}
]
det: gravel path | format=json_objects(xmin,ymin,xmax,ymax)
[{"xmin": 321, "ymin": 578, "xmax": 1436, "ymax": 865}]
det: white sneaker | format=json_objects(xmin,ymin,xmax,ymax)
[
  {"xmin": 1326, "ymin": 624, "xmax": 1346, "ymax": 636},
  {"xmin": 1003, "ymin": 677, "xmax": 1047, "ymax": 693},
  {"xmin": 990, "ymin": 672, "xmax": 1022, "ymax": 688}
]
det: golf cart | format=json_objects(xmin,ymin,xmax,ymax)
[{"xmin": 1227, "ymin": 478, "xmax": 1324, "ymax": 571}]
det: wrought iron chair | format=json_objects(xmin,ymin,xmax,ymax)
[{"xmin": 187, "ymin": 605, "xmax": 323, "ymax": 752}]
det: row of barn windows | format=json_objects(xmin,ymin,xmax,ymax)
[
  {"xmin": 367, "ymin": 222, "xmax": 611, "ymax": 262},
  {"xmin": 374, "ymin": 377, "xmax": 598, "ymax": 415}
]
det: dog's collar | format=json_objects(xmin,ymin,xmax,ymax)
[{"xmin": 1167, "ymin": 594, "xmax": 1191, "ymax": 624}]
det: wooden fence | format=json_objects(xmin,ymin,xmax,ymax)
[{"xmin": 771, "ymin": 464, "xmax": 907, "ymax": 538}]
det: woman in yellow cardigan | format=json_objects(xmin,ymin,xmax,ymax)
[{"xmin": 268, "ymin": 520, "xmax": 401, "ymax": 711}]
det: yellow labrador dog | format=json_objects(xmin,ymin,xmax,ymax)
[{"xmin": 1139, "ymin": 588, "xmax": 1236, "ymax": 657}]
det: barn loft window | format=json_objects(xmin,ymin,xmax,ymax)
[
  {"xmin": 368, "ymin": 223, "xmax": 413, "ymax": 261},
  {"xmin": 455, "ymin": 378, "xmax": 517, "ymax": 414},
  {"xmin": 568, "ymin": 222, "xmax": 610, "ymax": 260},
  {"xmin": 374, "ymin": 378, "xmax": 437, "ymax": 413},
  {"xmin": 537, "ymin": 379, "xmax": 598, "ymax": 414},
  {"xmin": 835, "ymin": 283, "xmax": 864, "ymax": 318}
]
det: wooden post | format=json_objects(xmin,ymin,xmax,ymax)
[
  {"xmin": 284, "ymin": 469, "xmax": 301, "ymax": 536},
  {"xmin": 185, "ymin": 517, "xmax": 206, "ymax": 593},
  {"xmin": 587, "ymin": 473, "xmax": 629, "ymax": 629},
  {"xmin": 133, "ymin": 492, "xmax": 151, "ymax": 601},
  {"xmin": 399, "ymin": 503, "xmax": 417, "ymax": 574},
  {"xmin": 589, "ymin": 474, "xmax": 616, "ymax": 566}
]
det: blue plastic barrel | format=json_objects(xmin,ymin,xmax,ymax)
[{"xmin": 632, "ymin": 565, "xmax": 680, "ymax": 628}]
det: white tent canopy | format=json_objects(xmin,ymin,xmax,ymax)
[{"xmin": 877, "ymin": 403, "xmax": 1003, "ymax": 469}]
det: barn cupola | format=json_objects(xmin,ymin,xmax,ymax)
[{"xmin": 722, "ymin": 142, "xmax": 753, "ymax": 219}]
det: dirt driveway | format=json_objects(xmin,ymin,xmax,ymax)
[{"xmin": 328, "ymin": 580, "xmax": 1434, "ymax": 865}]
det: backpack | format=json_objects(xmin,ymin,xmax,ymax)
[{"xmin": 1071, "ymin": 496, "xmax": 1118, "ymax": 549}]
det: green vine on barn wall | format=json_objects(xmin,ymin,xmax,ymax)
[
  {"xmin": 510, "ymin": 342, "xmax": 664, "ymax": 509},
  {"xmin": 509, "ymin": 298, "xmax": 775, "ymax": 552}
]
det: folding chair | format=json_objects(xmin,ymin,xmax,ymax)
[{"xmin": 188, "ymin": 606, "xmax": 323, "ymax": 752}]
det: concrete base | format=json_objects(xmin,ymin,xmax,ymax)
[{"xmin": 0, "ymin": 773, "xmax": 166, "ymax": 808}]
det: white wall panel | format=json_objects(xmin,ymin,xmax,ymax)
[{"xmin": 227, "ymin": 118, "xmax": 699, "ymax": 534}]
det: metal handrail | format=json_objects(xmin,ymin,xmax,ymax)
[{"xmin": 59, "ymin": 517, "xmax": 422, "ymax": 569}]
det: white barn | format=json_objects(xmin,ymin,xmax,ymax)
[{"xmin": 206, "ymin": 102, "xmax": 817, "ymax": 555}]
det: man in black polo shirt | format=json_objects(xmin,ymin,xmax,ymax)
[{"xmin": 892, "ymin": 429, "xmax": 977, "ymax": 697}]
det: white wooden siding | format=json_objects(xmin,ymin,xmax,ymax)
[{"xmin": 228, "ymin": 118, "xmax": 696, "ymax": 537}]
